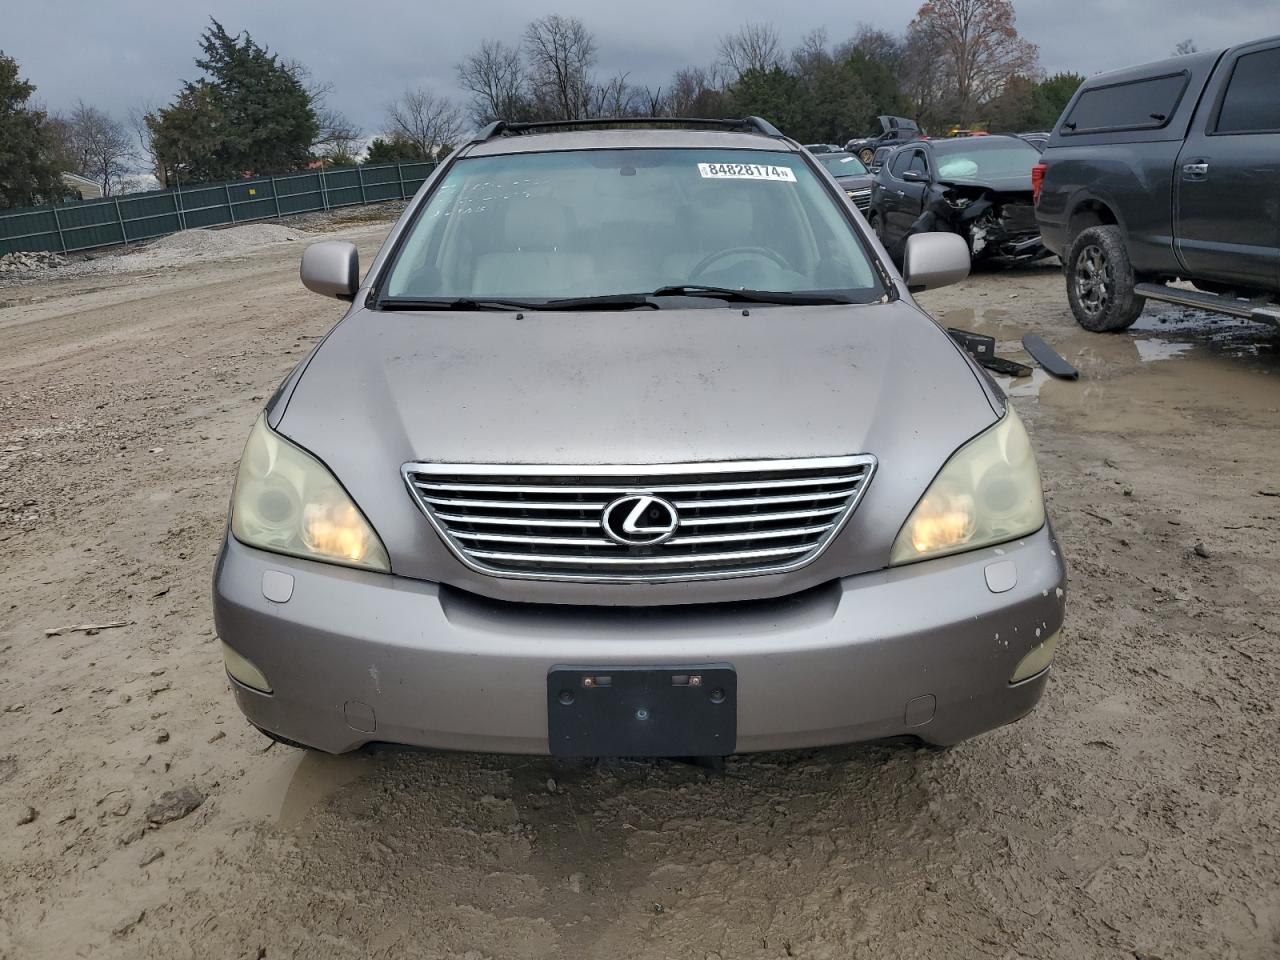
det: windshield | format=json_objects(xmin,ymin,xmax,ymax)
[
  {"xmin": 931, "ymin": 140, "xmax": 1040, "ymax": 181},
  {"xmin": 816, "ymin": 153, "xmax": 869, "ymax": 177},
  {"xmin": 379, "ymin": 147, "xmax": 883, "ymax": 305}
]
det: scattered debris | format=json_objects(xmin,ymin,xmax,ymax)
[
  {"xmin": 948, "ymin": 327, "xmax": 1033, "ymax": 377},
  {"xmin": 43, "ymin": 620, "xmax": 129, "ymax": 637},
  {"xmin": 139, "ymin": 847, "xmax": 165, "ymax": 867},
  {"xmin": 1258, "ymin": 490, "xmax": 1280, "ymax": 498},
  {"xmin": 155, "ymin": 729, "xmax": 170, "ymax": 744},
  {"xmin": 545, "ymin": 777, "xmax": 558, "ymax": 794},
  {"xmin": 208, "ymin": 730, "xmax": 226, "ymax": 744},
  {"xmin": 17, "ymin": 805, "xmax": 37, "ymax": 825},
  {"xmin": 0, "ymin": 251, "xmax": 68, "ymax": 274},
  {"xmin": 145, "ymin": 785, "xmax": 205, "ymax": 825},
  {"xmin": 1193, "ymin": 542, "xmax": 1211, "ymax": 559},
  {"xmin": 1022, "ymin": 333, "xmax": 1079, "ymax": 380}
]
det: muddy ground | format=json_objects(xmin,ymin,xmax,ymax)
[{"xmin": 1, "ymin": 216, "xmax": 1277, "ymax": 960}]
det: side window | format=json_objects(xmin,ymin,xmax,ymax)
[
  {"xmin": 907, "ymin": 151, "xmax": 929, "ymax": 176},
  {"xmin": 1215, "ymin": 47, "xmax": 1280, "ymax": 134},
  {"xmin": 1062, "ymin": 72, "xmax": 1188, "ymax": 134},
  {"xmin": 888, "ymin": 150, "xmax": 912, "ymax": 177}
]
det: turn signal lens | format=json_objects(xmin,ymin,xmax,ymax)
[
  {"xmin": 890, "ymin": 407, "xmax": 1045, "ymax": 565},
  {"xmin": 222, "ymin": 642, "xmax": 272, "ymax": 693},
  {"xmin": 1011, "ymin": 631, "xmax": 1059, "ymax": 683},
  {"xmin": 230, "ymin": 416, "xmax": 390, "ymax": 572}
]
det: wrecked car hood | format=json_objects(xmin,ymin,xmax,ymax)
[{"xmin": 938, "ymin": 174, "xmax": 1034, "ymax": 194}]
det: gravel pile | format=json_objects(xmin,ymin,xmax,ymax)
[
  {"xmin": 0, "ymin": 251, "xmax": 69, "ymax": 274},
  {"xmin": 0, "ymin": 223, "xmax": 314, "ymax": 288}
]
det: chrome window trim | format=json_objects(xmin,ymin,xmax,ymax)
[{"xmin": 401, "ymin": 455, "xmax": 878, "ymax": 584}]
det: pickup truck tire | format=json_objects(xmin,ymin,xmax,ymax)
[
  {"xmin": 1065, "ymin": 225, "xmax": 1146, "ymax": 332},
  {"xmin": 858, "ymin": 147, "xmax": 875, "ymax": 165}
]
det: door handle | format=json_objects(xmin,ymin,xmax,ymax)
[
  {"xmin": 1182, "ymin": 161, "xmax": 1209, "ymax": 176},
  {"xmin": 895, "ymin": 189, "xmax": 905, "ymax": 197}
]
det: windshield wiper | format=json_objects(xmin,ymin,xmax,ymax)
[
  {"xmin": 648, "ymin": 285, "xmax": 858, "ymax": 305},
  {"xmin": 377, "ymin": 294, "xmax": 657, "ymax": 312},
  {"xmin": 378, "ymin": 297, "xmax": 539, "ymax": 311}
]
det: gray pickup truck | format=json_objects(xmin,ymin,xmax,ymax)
[{"xmin": 1035, "ymin": 36, "xmax": 1280, "ymax": 332}]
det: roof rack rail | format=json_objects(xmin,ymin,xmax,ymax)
[{"xmin": 472, "ymin": 116, "xmax": 785, "ymax": 141}]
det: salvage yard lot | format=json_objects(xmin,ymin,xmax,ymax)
[{"xmin": 1, "ymin": 215, "xmax": 1277, "ymax": 959}]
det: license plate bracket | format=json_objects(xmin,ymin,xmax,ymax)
[{"xmin": 547, "ymin": 664, "xmax": 737, "ymax": 757}]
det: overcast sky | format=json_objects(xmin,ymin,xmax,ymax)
[{"xmin": 5, "ymin": 0, "xmax": 1276, "ymax": 137}]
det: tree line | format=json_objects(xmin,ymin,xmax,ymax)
[{"xmin": 3, "ymin": 1, "xmax": 1115, "ymax": 208}]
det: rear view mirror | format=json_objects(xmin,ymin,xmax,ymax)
[
  {"xmin": 902, "ymin": 233, "xmax": 970, "ymax": 293},
  {"xmin": 300, "ymin": 241, "xmax": 359, "ymax": 299}
]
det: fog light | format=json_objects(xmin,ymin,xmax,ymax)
[
  {"xmin": 1010, "ymin": 631, "xmax": 1059, "ymax": 683},
  {"xmin": 222, "ymin": 642, "xmax": 272, "ymax": 693}
]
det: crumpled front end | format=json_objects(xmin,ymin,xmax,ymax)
[{"xmin": 907, "ymin": 182, "xmax": 1050, "ymax": 264}]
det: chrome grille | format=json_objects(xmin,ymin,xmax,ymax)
[
  {"xmin": 848, "ymin": 188, "xmax": 872, "ymax": 212},
  {"xmin": 403, "ymin": 456, "xmax": 876, "ymax": 583}
]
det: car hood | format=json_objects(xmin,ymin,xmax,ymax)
[
  {"xmin": 938, "ymin": 173, "xmax": 1033, "ymax": 194},
  {"xmin": 277, "ymin": 301, "xmax": 1002, "ymax": 604},
  {"xmin": 835, "ymin": 174, "xmax": 874, "ymax": 190}
]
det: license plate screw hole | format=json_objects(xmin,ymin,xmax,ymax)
[
  {"xmin": 709, "ymin": 688, "xmax": 726, "ymax": 704},
  {"xmin": 635, "ymin": 707, "xmax": 650, "ymax": 721},
  {"xmin": 558, "ymin": 690, "xmax": 575, "ymax": 705}
]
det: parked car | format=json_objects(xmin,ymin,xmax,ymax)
[
  {"xmin": 1036, "ymin": 36, "xmax": 1280, "ymax": 331},
  {"xmin": 213, "ymin": 116, "xmax": 1066, "ymax": 758},
  {"xmin": 868, "ymin": 145, "xmax": 893, "ymax": 173},
  {"xmin": 1018, "ymin": 132, "xmax": 1050, "ymax": 152},
  {"xmin": 803, "ymin": 143, "xmax": 843, "ymax": 154},
  {"xmin": 869, "ymin": 135, "xmax": 1049, "ymax": 265},
  {"xmin": 813, "ymin": 151, "xmax": 874, "ymax": 214},
  {"xmin": 845, "ymin": 116, "xmax": 924, "ymax": 165}
]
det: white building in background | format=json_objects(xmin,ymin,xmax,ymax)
[{"xmin": 60, "ymin": 172, "xmax": 102, "ymax": 199}]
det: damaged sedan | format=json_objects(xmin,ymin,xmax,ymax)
[{"xmin": 868, "ymin": 135, "xmax": 1050, "ymax": 266}]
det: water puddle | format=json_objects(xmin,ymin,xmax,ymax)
[
  {"xmin": 1134, "ymin": 338, "xmax": 1194, "ymax": 363},
  {"xmin": 227, "ymin": 749, "xmax": 373, "ymax": 829}
]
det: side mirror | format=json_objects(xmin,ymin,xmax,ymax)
[
  {"xmin": 902, "ymin": 232, "xmax": 970, "ymax": 293},
  {"xmin": 300, "ymin": 241, "xmax": 359, "ymax": 299},
  {"xmin": 901, "ymin": 169, "xmax": 929, "ymax": 183}
]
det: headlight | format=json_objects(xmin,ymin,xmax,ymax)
[
  {"xmin": 890, "ymin": 407, "xmax": 1045, "ymax": 565},
  {"xmin": 230, "ymin": 415, "xmax": 390, "ymax": 572}
]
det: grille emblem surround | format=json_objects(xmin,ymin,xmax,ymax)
[{"xmin": 601, "ymin": 494, "xmax": 680, "ymax": 546}]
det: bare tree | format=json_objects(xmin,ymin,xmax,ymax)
[
  {"xmin": 588, "ymin": 71, "xmax": 641, "ymax": 118},
  {"xmin": 791, "ymin": 28, "xmax": 831, "ymax": 81},
  {"xmin": 717, "ymin": 23, "xmax": 781, "ymax": 79},
  {"xmin": 283, "ymin": 58, "xmax": 362, "ymax": 159},
  {"xmin": 128, "ymin": 102, "xmax": 160, "ymax": 180},
  {"xmin": 457, "ymin": 39, "xmax": 527, "ymax": 125},
  {"xmin": 1172, "ymin": 38, "xmax": 1198, "ymax": 56},
  {"xmin": 523, "ymin": 14, "xmax": 597, "ymax": 120},
  {"xmin": 662, "ymin": 66, "xmax": 728, "ymax": 117},
  {"xmin": 838, "ymin": 24, "xmax": 906, "ymax": 70},
  {"xmin": 908, "ymin": 0, "xmax": 1040, "ymax": 125},
  {"xmin": 386, "ymin": 88, "xmax": 464, "ymax": 157},
  {"xmin": 68, "ymin": 101, "xmax": 133, "ymax": 195}
]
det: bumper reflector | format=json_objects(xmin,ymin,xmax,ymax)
[
  {"xmin": 222, "ymin": 642, "xmax": 272, "ymax": 694},
  {"xmin": 1010, "ymin": 631, "xmax": 1059, "ymax": 684}
]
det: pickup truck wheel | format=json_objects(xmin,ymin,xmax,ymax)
[
  {"xmin": 1066, "ymin": 225, "xmax": 1145, "ymax": 332},
  {"xmin": 858, "ymin": 147, "xmax": 875, "ymax": 165}
]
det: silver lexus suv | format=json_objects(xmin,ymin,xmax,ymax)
[{"xmin": 213, "ymin": 117, "xmax": 1066, "ymax": 757}]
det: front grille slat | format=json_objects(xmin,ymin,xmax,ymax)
[{"xmin": 403, "ymin": 455, "xmax": 876, "ymax": 583}]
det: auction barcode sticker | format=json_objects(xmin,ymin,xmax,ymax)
[{"xmin": 698, "ymin": 163, "xmax": 797, "ymax": 182}]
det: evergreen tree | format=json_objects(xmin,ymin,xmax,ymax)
[
  {"xmin": 148, "ymin": 20, "xmax": 318, "ymax": 183},
  {"xmin": 0, "ymin": 51, "xmax": 64, "ymax": 208},
  {"xmin": 363, "ymin": 136, "xmax": 428, "ymax": 165}
]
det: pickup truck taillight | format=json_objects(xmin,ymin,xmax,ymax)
[{"xmin": 1031, "ymin": 162, "xmax": 1047, "ymax": 206}]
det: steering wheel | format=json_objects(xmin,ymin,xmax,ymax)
[{"xmin": 689, "ymin": 245, "xmax": 792, "ymax": 281}]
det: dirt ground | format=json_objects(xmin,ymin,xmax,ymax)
[{"xmin": 1, "ymin": 215, "xmax": 1277, "ymax": 960}]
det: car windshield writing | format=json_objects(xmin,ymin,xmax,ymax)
[
  {"xmin": 381, "ymin": 148, "xmax": 882, "ymax": 303},
  {"xmin": 932, "ymin": 142, "xmax": 1039, "ymax": 181}
]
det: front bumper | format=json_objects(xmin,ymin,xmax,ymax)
[{"xmin": 213, "ymin": 526, "xmax": 1067, "ymax": 754}]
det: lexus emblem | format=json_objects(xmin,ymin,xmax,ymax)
[{"xmin": 601, "ymin": 494, "xmax": 680, "ymax": 546}]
